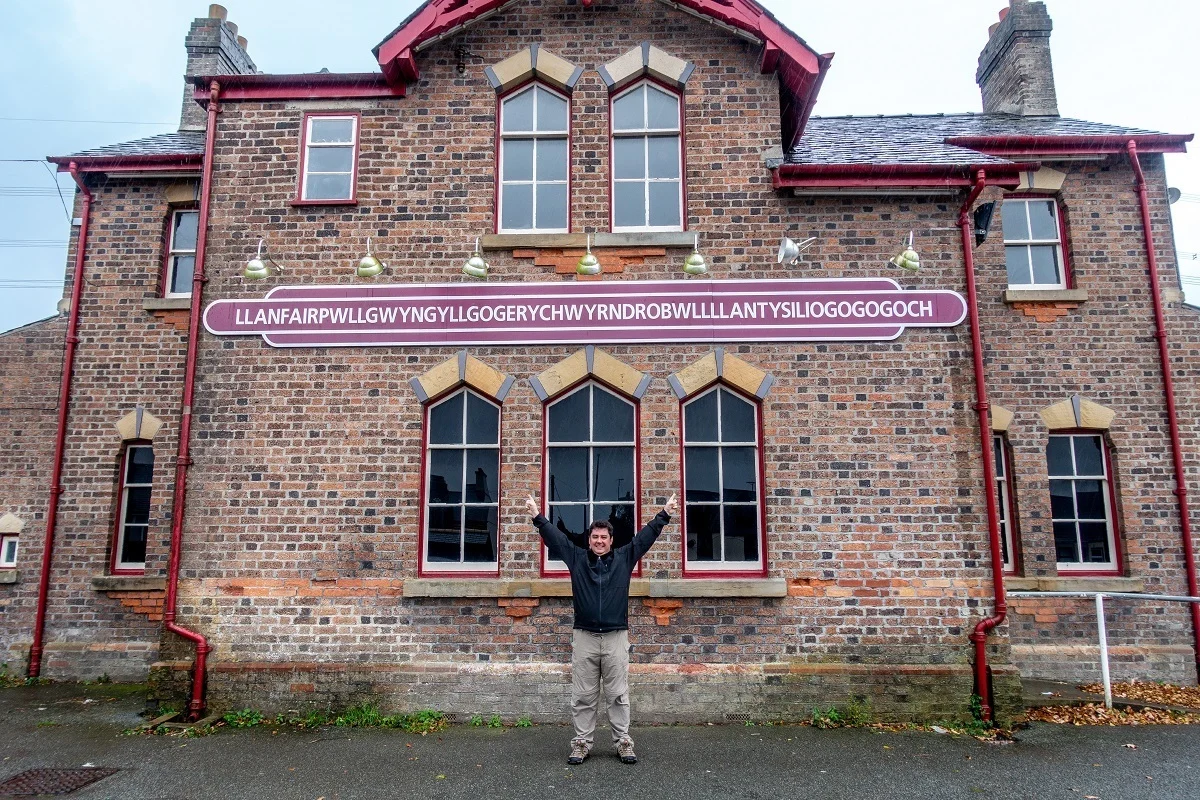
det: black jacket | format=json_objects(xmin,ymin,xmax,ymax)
[{"xmin": 534, "ymin": 511, "xmax": 671, "ymax": 633}]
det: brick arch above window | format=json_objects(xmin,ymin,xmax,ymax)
[
  {"xmin": 485, "ymin": 44, "xmax": 583, "ymax": 94},
  {"xmin": 1040, "ymin": 394, "xmax": 1116, "ymax": 431},
  {"xmin": 598, "ymin": 42, "xmax": 695, "ymax": 93},
  {"xmin": 529, "ymin": 346, "xmax": 651, "ymax": 402},
  {"xmin": 666, "ymin": 349, "xmax": 775, "ymax": 402},
  {"xmin": 115, "ymin": 406, "xmax": 163, "ymax": 442},
  {"xmin": 991, "ymin": 404, "xmax": 1014, "ymax": 433},
  {"xmin": 409, "ymin": 351, "xmax": 516, "ymax": 405}
]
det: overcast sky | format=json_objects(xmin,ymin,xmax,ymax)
[{"xmin": 1, "ymin": 0, "xmax": 1197, "ymax": 333}]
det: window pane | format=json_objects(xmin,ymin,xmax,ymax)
[
  {"xmin": 310, "ymin": 117, "xmax": 354, "ymax": 143},
  {"xmin": 614, "ymin": 182, "xmax": 646, "ymax": 228},
  {"xmin": 1029, "ymin": 245, "xmax": 1060, "ymax": 285},
  {"xmin": 1053, "ymin": 521, "xmax": 1079, "ymax": 562},
  {"xmin": 548, "ymin": 388, "xmax": 589, "ymax": 442},
  {"xmin": 646, "ymin": 87, "xmax": 679, "ymax": 129},
  {"xmin": 549, "ymin": 504, "xmax": 587, "ymax": 539},
  {"xmin": 993, "ymin": 437, "xmax": 1005, "ymax": 479},
  {"xmin": 429, "ymin": 393, "xmax": 464, "ymax": 445},
  {"xmin": 592, "ymin": 388, "xmax": 633, "ymax": 442},
  {"xmin": 685, "ymin": 391, "xmax": 718, "ymax": 443},
  {"xmin": 466, "ymin": 394, "xmax": 498, "ymax": 444},
  {"xmin": 1002, "ymin": 200, "xmax": 1030, "ymax": 241},
  {"xmin": 536, "ymin": 138, "xmax": 568, "ymax": 181},
  {"xmin": 1047, "ymin": 437, "xmax": 1073, "ymax": 476},
  {"xmin": 647, "ymin": 136, "xmax": 679, "ymax": 179},
  {"xmin": 2, "ymin": 538, "xmax": 15, "ymax": 565},
  {"xmin": 535, "ymin": 88, "xmax": 568, "ymax": 131},
  {"xmin": 1079, "ymin": 523, "xmax": 1110, "ymax": 563},
  {"xmin": 307, "ymin": 146, "xmax": 353, "ymax": 174},
  {"xmin": 685, "ymin": 446, "xmax": 719, "ymax": 502},
  {"xmin": 427, "ymin": 506, "xmax": 462, "ymax": 562},
  {"xmin": 535, "ymin": 184, "xmax": 568, "ymax": 230},
  {"xmin": 1028, "ymin": 200, "xmax": 1059, "ymax": 240},
  {"xmin": 1074, "ymin": 480, "xmax": 1106, "ymax": 520},
  {"xmin": 548, "ymin": 447, "xmax": 589, "ymax": 502},
  {"xmin": 1004, "ymin": 246, "xmax": 1031, "ymax": 285},
  {"xmin": 593, "ymin": 448, "xmax": 634, "ymax": 501},
  {"xmin": 428, "ymin": 450, "xmax": 464, "ymax": 504},
  {"xmin": 464, "ymin": 449, "xmax": 499, "ymax": 503},
  {"xmin": 463, "ymin": 506, "xmax": 498, "ymax": 562},
  {"xmin": 1073, "ymin": 436, "xmax": 1104, "ymax": 477},
  {"xmin": 648, "ymin": 182, "xmax": 681, "ymax": 228},
  {"xmin": 125, "ymin": 486, "xmax": 152, "ymax": 525},
  {"xmin": 723, "ymin": 505, "xmax": 759, "ymax": 561},
  {"xmin": 127, "ymin": 448, "xmax": 154, "ymax": 484},
  {"xmin": 720, "ymin": 389, "xmax": 755, "ymax": 443},
  {"xmin": 120, "ymin": 525, "xmax": 147, "ymax": 565},
  {"xmin": 999, "ymin": 520, "xmax": 1010, "ymax": 564},
  {"xmin": 686, "ymin": 504, "xmax": 720, "ymax": 561},
  {"xmin": 595, "ymin": 503, "xmax": 636, "ymax": 548},
  {"xmin": 502, "ymin": 89, "xmax": 534, "ymax": 132},
  {"xmin": 613, "ymin": 86, "xmax": 644, "ymax": 130},
  {"xmin": 613, "ymin": 138, "xmax": 644, "ymax": 179},
  {"xmin": 502, "ymin": 139, "xmax": 534, "ymax": 181},
  {"xmin": 170, "ymin": 256, "xmax": 195, "ymax": 295},
  {"xmin": 501, "ymin": 184, "xmax": 534, "ymax": 230},
  {"xmin": 722, "ymin": 447, "xmax": 757, "ymax": 502},
  {"xmin": 304, "ymin": 173, "xmax": 352, "ymax": 200},
  {"xmin": 1049, "ymin": 479, "xmax": 1075, "ymax": 519},
  {"xmin": 172, "ymin": 211, "xmax": 198, "ymax": 250}
]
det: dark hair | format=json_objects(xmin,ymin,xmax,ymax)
[{"xmin": 588, "ymin": 520, "xmax": 614, "ymax": 537}]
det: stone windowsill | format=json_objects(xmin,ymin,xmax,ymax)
[
  {"xmin": 91, "ymin": 575, "xmax": 167, "ymax": 592},
  {"xmin": 481, "ymin": 232, "xmax": 697, "ymax": 250},
  {"xmin": 0, "ymin": 570, "xmax": 17, "ymax": 585},
  {"xmin": 143, "ymin": 298, "xmax": 192, "ymax": 312},
  {"xmin": 1006, "ymin": 576, "xmax": 1145, "ymax": 594},
  {"xmin": 1002, "ymin": 289, "xmax": 1089, "ymax": 304},
  {"xmin": 403, "ymin": 577, "xmax": 788, "ymax": 599}
]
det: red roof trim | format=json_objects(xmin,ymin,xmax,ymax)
[
  {"xmin": 772, "ymin": 163, "xmax": 1031, "ymax": 191},
  {"xmin": 945, "ymin": 134, "xmax": 1192, "ymax": 156},
  {"xmin": 48, "ymin": 154, "xmax": 203, "ymax": 174},
  {"xmin": 191, "ymin": 73, "xmax": 404, "ymax": 103}
]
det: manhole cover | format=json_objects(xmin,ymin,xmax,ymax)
[{"xmin": 0, "ymin": 768, "xmax": 119, "ymax": 796}]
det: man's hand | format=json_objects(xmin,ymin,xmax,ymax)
[
  {"xmin": 664, "ymin": 494, "xmax": 679, "ymax": 517},
  {"xmin": 524, "ymin": 494, "xmax": 539, "ymax": 518}
]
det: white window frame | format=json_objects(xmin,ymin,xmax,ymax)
[
  {"xmin": 610, "ymin": 80, "xmax": 684, "ymax": 233},
  {"xmin": 421, "ymin": 388, "xmax": 502, "ymax": 574},
  {"xmin": 1003, "ymin": 197, "xmax": 1066, "ymax": 289},
  {"xmin": 299, "ymin": 114, "xmax": 358, "ymax": 202},
  {"xmin": 164, "ymin": 209, "xmax": 198, "ymax": 298},
  {"xmin": 0, "ymin": 534, "xmax": 17, "ymax": 569},
  {"xmin": 681, "ymin": 385, "xmax": 765, "ymax": 573},
  {"xmin": 497, "ymin": 83, "xmax": 570, "ymax": 234},
  {"xmin": 114, "ymin": 444, "xmax": 153, "ymax": 573},
  {"xmin": 1049, "ymin": 433, "xmax": 1119, "ymax": 572},
  {"xmin": 543, "ymin": 381, "xmax": 638, "ymax": 574},
  {"xmin": 993, "ymin": 434, "xmax": 1017, "ymax": 573}
]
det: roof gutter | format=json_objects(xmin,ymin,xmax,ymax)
[
  {"xmin": 772, "ymin": 162, "xmax": 1032, "ymax": 191},
  {"xmin": 945, "ymin": 134, "xmax": 1192, "ymax": 157},
  {"xmin": 48, "ymin": 154, "xmax": 202, "ymax": 175},
  {"xmin": 191, "ymin": 73, "xmax": 404, "ymax": 103}
]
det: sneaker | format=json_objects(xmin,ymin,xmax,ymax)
[
  {"xmin": 567, "ymin": 740, "xmax": 590, "ymax": 765},
  {"xmin": 616, "ymin": 737, "xmax": 637, "ymax": 764}
]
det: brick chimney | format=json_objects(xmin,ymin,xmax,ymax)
[
  {"xmin": 976, "ymin": 0, "xmax": 1059, "ymax": 116},
  {"xmin": 179, "ymin": 4, "xmax": 257, "ymax": 131}
]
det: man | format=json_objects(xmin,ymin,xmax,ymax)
[{"xmin": 524, "ymin": 492, "xmax": 678, "ymax": 766}]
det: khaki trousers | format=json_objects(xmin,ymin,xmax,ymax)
[{"xmin": 570, "ymin": 628, "xmax": 630, "ymax": 746}]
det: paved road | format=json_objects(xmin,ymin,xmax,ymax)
[{"xmin": 1, "ymin": 683, "xmax": 1197, "ymax": 799}]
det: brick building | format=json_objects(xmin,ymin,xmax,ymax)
[{"xmin": 1, "ymin": 0, "xmax": 1197, "ymax": 724}]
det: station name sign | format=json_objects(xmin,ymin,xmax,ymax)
[{"xmin": 202, "ymin": 278, "xmax": 968, "ymax": 348}]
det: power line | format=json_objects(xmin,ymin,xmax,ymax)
[
  {"xmin": 0, "ymin": 116, "xmax": 174, "ymax": 125},
  {"xmin": 0, "ymin": 239, "xmax": 67, "ymax": 248},
  {"xmin": 0, "ymin": 187, "xmax": 66, "ymax": 196}
]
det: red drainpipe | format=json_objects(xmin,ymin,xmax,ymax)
[
  {"xmin": 1127, "ymin": 141, "xmax": 1200, "ymax": 681},
  {"xmin": 28, "ymin": 163, "xmax": 92, "ymax": 678},
  {"xmin": 959, "ymin": 170, "xmax": 1008, "ymax": 721},
  {"xmin": 164, "ymin": 80, "xmax": 221, "ymax": 720}
]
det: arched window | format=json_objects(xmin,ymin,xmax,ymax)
[
  {"xmin": 611, "ymin": 81, "xmax": 683, "ymax": 232},
  {"xmin": 498, "ymin": 83, "xmax": 569, "ymax": 232},
  {"xmin": 1048, "ymin": 432, "xmax": 1120, "ymax": 572},
  {"xmin": 112, "ymin": 443, "xmax": 154, "ymax": 574}
]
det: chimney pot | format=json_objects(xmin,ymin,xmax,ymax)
[
  {"xmin": 208, "ymin": 4, "xmax": 227, "ymax": 20},
  {"xmin": 998, "ymin": 7, "xmax": 1009, "ymax": 22},
  {"xmin": 237, "ymin": 35, "xmax": 248, "ymax": 50},
  {"xmin": 225, "ymin": 21, "xmax": 238, "ymax": 37}
]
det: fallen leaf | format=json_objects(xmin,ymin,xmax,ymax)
[
  {"xmin": 1124, "ymin": 744, "xmax": 1138, "ymax": 749},
  {"xmin": 436, "ymin": 774, "xmax": 446, "ymax": 780}
]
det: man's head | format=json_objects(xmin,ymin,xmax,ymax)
[{"xmin": 587, "ymin": 520, "xmax": 614, "ymax": 556}]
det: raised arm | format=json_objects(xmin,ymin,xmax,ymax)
[
  {"xmin": 630, "ymin": 494, "xmax": 678, "ymax": 561},
  {"xmin": 526, "ymin": 493, "xmax": 580, "ymax": 565}
]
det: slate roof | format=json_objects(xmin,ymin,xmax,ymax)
[
  {"xmin": 62, "ymin": 132, "xmax": 206, "ymax": 160},
  {"xmin": 786, "ymin": 113, "xmax": 1167, "ymax": 166}
]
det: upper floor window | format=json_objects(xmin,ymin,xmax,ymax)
[
  {"xmin": 298, "ymin": 114, "xmax": 358, "ymax": 203},
  {"xmin": 994, "ymin": 434, "xmax": 1017, "ymax": 573},
  {"xmin": 682, "ymin": 386, "xmax": 763, "ymax": 574},
  {"xmin": 544, "ymin": 382, "xmax": 636, "ymax": 572},
  {"xmin": 422, "ymin": 389, "xmax": 501, "ymax": 573},
  {"xmin": 1003, "ymin": 198, "xmax": 1066, "ymax": 288},
  {"xmin": 1048, "ymin": 433, "xmax": 1119, "ymax": 572},
  {"xmin": 611, "ymin": 82, "xmax": 683, "ymax": 232},
  {"xmin": 113, "ymin": 444, "xmax": 153, "ymax": 573},
  {"xmin": 498, "ymin": 84, "xmax": 569, "ymax": 232},
  {"xmin": 164, "ymin": 209, "xmax": 198, "ymax": 298},
  {"xmin": 0, "ymin": 533, "xmax": 16, "ymax": 569}
]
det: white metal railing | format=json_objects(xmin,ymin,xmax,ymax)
[{"xmin": 1007, "ymin": 591, "xmax": 1200, "ymax": 709}]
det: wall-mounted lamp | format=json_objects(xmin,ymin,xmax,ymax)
[
  {"xmin": 463, "ymin": 238, "xmax": 489, "ymax": 279},
  {"xmin": 888, "ymin": 231, "xmax": 920, "ymax": 272},
  {"xmin": 683, "ymin": 233, "xmax": 708, "ymax": 276},
  {"xmin": 244, "ymin": 238, "xmax": 283, "ymax": 281},
  {"xmin": 576, "ymin": 234, "xmax": 601, "ymax": 276},
  {"xmin": 973, "ymin": 201, "xmax": 997, "ymax": 247},
  {"xmin": 355, "ymin": 237, "xmax": 387, "ymax": 278},
  {"xmin": 777, "ymin": 235, "xmax": 816, "ymax": 267},
  {"xmin": 455, "ymin": 43, "xmax": 484, "ymax": 76}
]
